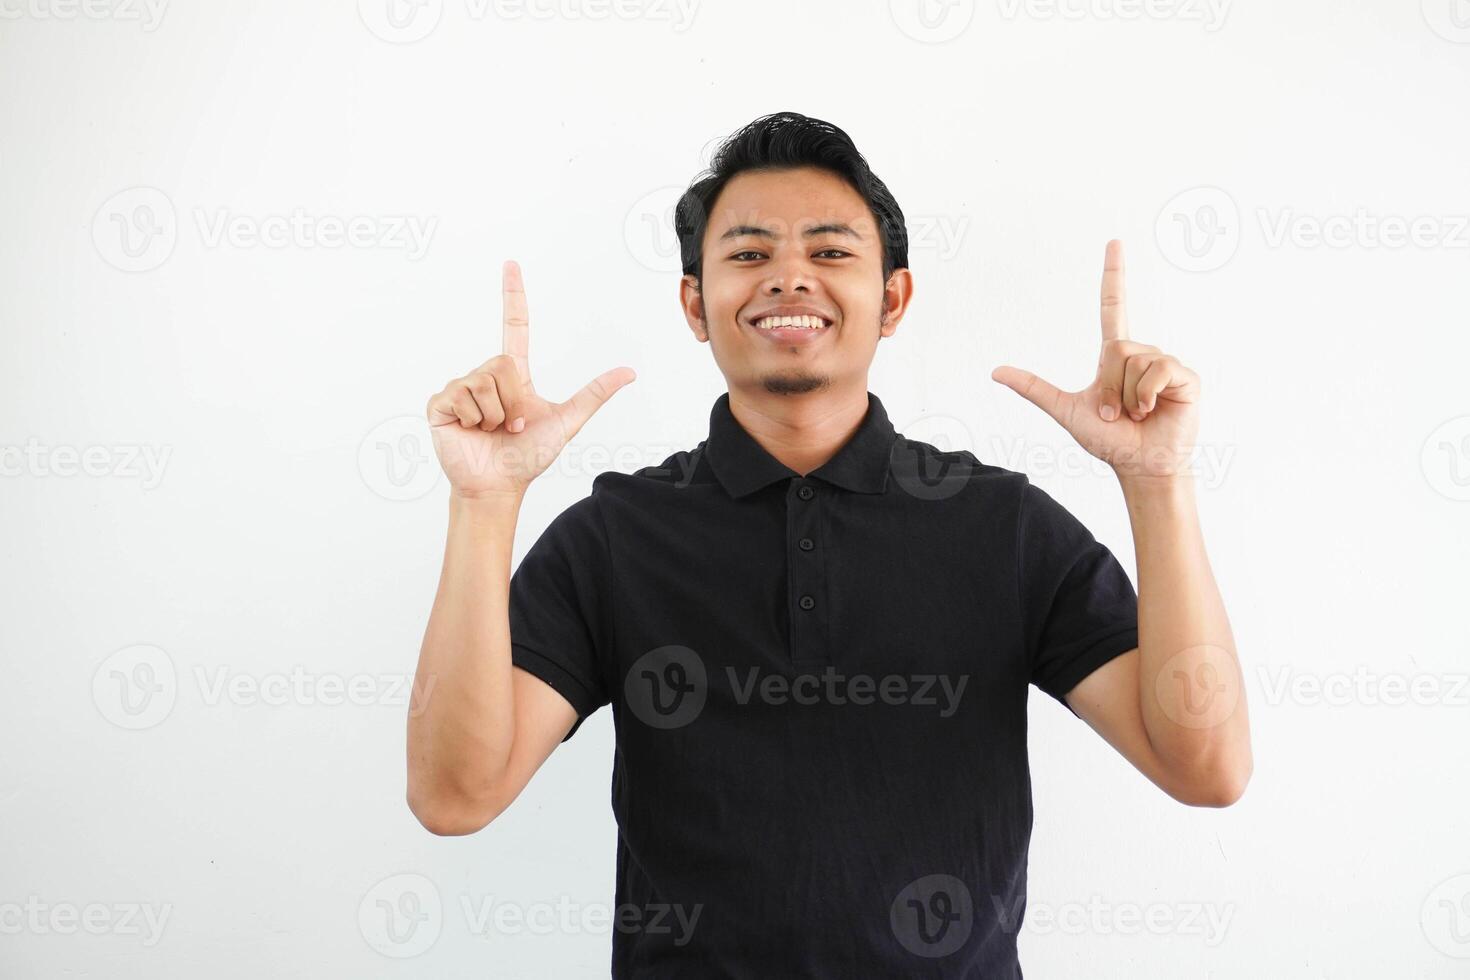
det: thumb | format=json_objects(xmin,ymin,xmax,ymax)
[
  {"xmin": 559, "ymin": 366, "xmax": 637, "ymax": 437},
  {"xmin": 990, "ymin": 365, "xmax": 1069, "ymax": 427}
]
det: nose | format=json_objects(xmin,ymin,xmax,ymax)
[
  {"xmin": 761, "ymin": 251, "xmax": 813, "ymax": 295},
  {"xmin": 762, "ymin": 276, "xmax": 811, "ymax": 296}
]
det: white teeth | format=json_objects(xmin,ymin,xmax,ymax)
[{"xmin": 754, "ymin": 314, "xmax": 828, "ymax": 330}]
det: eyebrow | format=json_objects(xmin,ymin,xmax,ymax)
[{"xmin": 717, "ymin": 222, "xmax": 864, "ymax": 242}]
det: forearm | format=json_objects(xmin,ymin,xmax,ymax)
[
  {"xmin": 1120, "ymin": 474, "xmax": 1252, "ymax": 800},
  {"xmin": 406, "ymin": 491, "xmax": 525, "ymax": 817}
]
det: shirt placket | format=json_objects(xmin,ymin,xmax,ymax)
[{"xmin": 786, "ymin": 478, "xmax": 830, "ymax": 666}]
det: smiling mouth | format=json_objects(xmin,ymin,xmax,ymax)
[{"xmin": 750, "ymin": 314, "xmax": 832, "ymax": 331}]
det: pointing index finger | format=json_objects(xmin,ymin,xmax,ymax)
[
  {"xmin": 1100, "ymin": 239, "xmax": 1128, "ymax": 343},
  {"xmin": 502, "ymin": 259, "xmax": 531, "ymax": 383}
]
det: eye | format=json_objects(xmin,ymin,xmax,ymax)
[
  {"xmin": 730, "ymin": 250, "xmax": 765, "ymax": 261},
  {"xmin": 815, "ymin": 249, "xmax": 851, "ymax": 259}
]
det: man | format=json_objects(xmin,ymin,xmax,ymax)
[{"xmin": 406, "ymin": 111, "xmax": 1252, "ymax": 977}]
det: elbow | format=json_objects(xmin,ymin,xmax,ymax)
[
  {"xmin": 405, "ymin": 786, "xmax": 504, "ymax": 837},
  {"xmin": 1173, "ymin": 760, "xmax": 1252, "ymax": 809}
]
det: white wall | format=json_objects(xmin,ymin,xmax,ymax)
[{"xmin": 3, "ymin": 1, "xmax": 1468, "ymax": 976}]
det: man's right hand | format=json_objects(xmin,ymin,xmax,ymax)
[{"xmin": 426, "ymin": 261, "xmax": 636, "ymax": 498}]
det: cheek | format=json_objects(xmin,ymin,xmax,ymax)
[{"xmin": 702, "ymin": 285, "xmax": 745, "ymax": 327}]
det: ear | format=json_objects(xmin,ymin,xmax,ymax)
[
  {"xmin": 878, "ymin": 267, "xmax": 914, "ymax": 339},
  {"xmin": 679, "ymin": 274, "xmax": 709, "ymax": 343}
]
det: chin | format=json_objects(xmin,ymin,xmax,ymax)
[{"xmin": 761, "ymin": 373, "xmax": 831, "ymax": 396}]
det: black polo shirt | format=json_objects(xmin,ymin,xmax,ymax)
[{"xmin": 508, "ymin": 390, "xmax": 1139, "ymax": 978}]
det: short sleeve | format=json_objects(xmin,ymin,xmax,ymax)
[
  {"xmin": 1017, "ymin": 480, "xmax": 1139, "ymax": 716},
  {"xmin": 508, "ymin": 494, "xmax": 612, "ymax": 742}
]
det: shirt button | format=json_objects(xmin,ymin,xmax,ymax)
[
  {"xmin": 798, "ymin": 537, "xmax": 814, "ymax": 551},
  {"xmin": 797, "ymin": 486, "xmax": 815, "ymax": 500},
  {"xmin": 799, "ymin": 595, "xmax": 815, "ymax": 610}
]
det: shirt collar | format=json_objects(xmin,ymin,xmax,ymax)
[{"xmin": 702, "ymin": 391, "xmax": 898, "ymax": 499}]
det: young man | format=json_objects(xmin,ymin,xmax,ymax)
[{"xmin": 406, "ymin": 111, "xmax": 1252, "ymax": 977}]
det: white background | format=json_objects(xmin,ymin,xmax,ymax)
[{"xmin": 3, "ymin": 0, "xmax": 1469, "ymax": 976}]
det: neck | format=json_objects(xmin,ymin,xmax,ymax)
[{"xmin": 726, "ymin": 383, "xmax": 871, "ymax": 477}]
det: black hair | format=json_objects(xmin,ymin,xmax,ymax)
[{"xmin": 674, "ymin": 111, "xmax": 908, "ymax": 285}]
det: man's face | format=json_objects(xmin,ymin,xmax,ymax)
[{"xmin": 680, "ymin": 166, "xmax": 911, "ymax": 397}]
